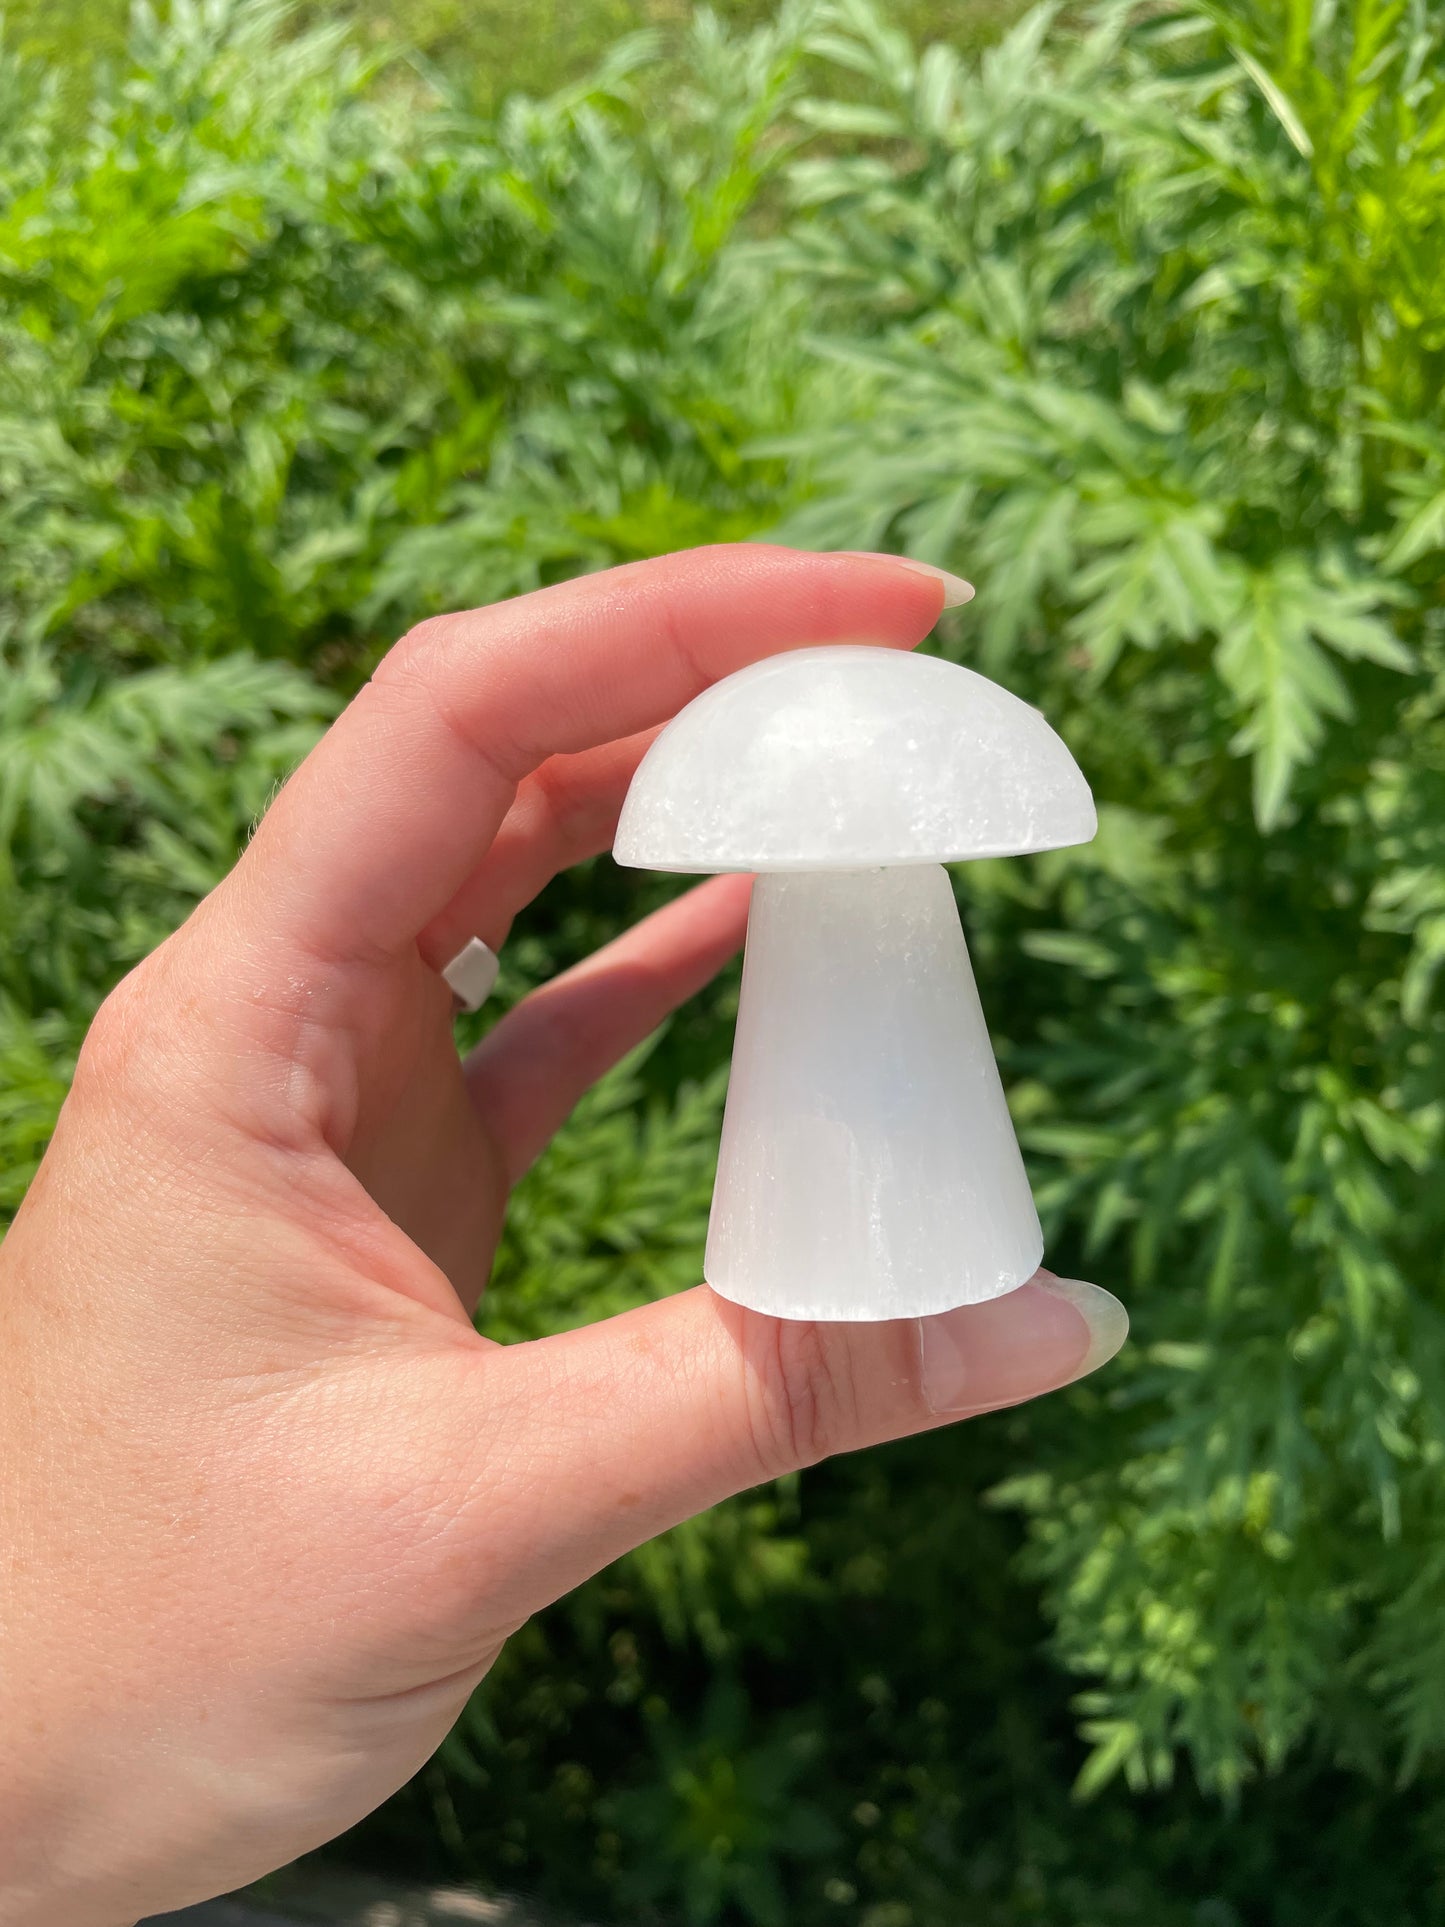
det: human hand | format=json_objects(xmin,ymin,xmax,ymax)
[{"xmin": 0, "ymin": 547, "xmax": 1125, "ymax": 1926}]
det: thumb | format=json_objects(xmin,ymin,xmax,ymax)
[{"xmin": 466, "ymin": 1272, "xmax": 1126, "ymax": 1629}]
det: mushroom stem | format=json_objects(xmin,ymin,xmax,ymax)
[{"xmin": 705, "ymin": 865, "xmax": 1042, "ymax": 1322}]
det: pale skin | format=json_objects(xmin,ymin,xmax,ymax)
[{"xmin": 0, "ymin": 547, "xmax": 1125, "ymax": 1927}]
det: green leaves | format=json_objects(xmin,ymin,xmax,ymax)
[
  {"xmin": 1216, "ymin": 554, "xmax": 1411, "ymax": 828},
  {"xmin": 5, "ymin": 0, "xmax": 1445, "ymax": 1913},
  {"xmin": 607, "ymin": 1678, "xmax": 839, "ymax": 1927},
  {"xmin": 483, "ymin": 1046, "xmax": 726, "ymax": 1342},
  {"xmin": 0, "ymin": 649, "xmax": 331, "ymax": 847}
]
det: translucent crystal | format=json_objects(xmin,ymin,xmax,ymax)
[
  {"xmin": 613, "ymin": 643, "xmax": 1093, "ymax": 1322},
  {"xmin": 613, "ymin": 645, "xmax": 1096, "ymax": 874},
  {"xmin": 704, "ymin": 866, "xmax": 1042, "ymax": 1321}
]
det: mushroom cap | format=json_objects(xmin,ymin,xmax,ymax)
[{"xmin": 613, "ymin": 645, "xmax": 1096, "ymax": 873}]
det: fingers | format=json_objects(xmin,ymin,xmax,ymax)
[
  {"xmin": 234, "ymin": 547, "xmax": 944, "ymax": 973},
  {"xmin": 418, "ymin": 728, "xmax": 661, "ymax": 971},
  {"xmin": 454, "ymin": 1274, "xmax": 1127, "ymax": 1632},
  {"xmin": 464, "ymin": 874, "xmax": 753, "ymax": 1182}
]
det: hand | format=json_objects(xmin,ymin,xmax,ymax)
[{"xmin": 0, "ymin": 547, "xmax": 1125, "ymax": 1927}]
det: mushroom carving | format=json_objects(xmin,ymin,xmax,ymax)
[{"xmin": 613, "ymin": 645, "xmax": 1096, "ymax": 1322}]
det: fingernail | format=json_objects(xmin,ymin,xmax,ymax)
[
  {"xmin": 1036, "ymin": 1276, "xmax": 1130, "ymax": 1379},
  {"xmin": 845, "ymin": 551, "xmax": 976, "ymax": 607},
  {"xmin": 918, "ymin": 1274, "xmax": 1128, "ymax": 1416}
]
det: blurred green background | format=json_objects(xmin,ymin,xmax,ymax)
[
  {"xmin": 3, "ymin": 0, "xmax": 1444, "ymax": 1921},
  {"xmin": 3, "ymin": 0, "xmax": 1028, "ymax": 105}
]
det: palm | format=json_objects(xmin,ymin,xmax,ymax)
[
  {"xmin": 71, "ymin": 728, "xmax": 760, "ymax": 1892},
  {"xmin": 47, "ymin": 911, "xmax": 755, "ymax": 1895}
]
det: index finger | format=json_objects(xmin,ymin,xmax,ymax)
[{"xmin": 235, "ymin": 546, "xmax": 950, "ymax": 971}]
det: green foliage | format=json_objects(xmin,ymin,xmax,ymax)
[
  {"xmin": 606, "ymin": 1678, "xmax": 841, "ymax": 1927},
  {"xmin": 1, "ymin": 0, "xmax": 1030, "ymax": 119},
  {"xmin": 483, "ymin": 1047, "xmax": 729, "ymax": 1341},
  {"xmin": 4, "ymin": 0, "xmax": 1445, "ymax": 1921},
  {"xmin": 760, "ymin": 0, "xmax": 1445, "ymax": 1812},
  {"xmin": 0, "ymin": 639, "xmax": 334, "ymax": 1200}
]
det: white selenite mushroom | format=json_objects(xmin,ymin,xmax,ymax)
[{"xmin": 613, "ymin": 644, "xmax": 1096, "ymax": 1322}]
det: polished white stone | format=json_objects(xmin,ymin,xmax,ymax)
[
  {"xmin": 613, "ymin": 645, "xmax": 1095, "ymax": 875},
  {"xmin": 703, "ymin": 866, "xmax": 1042, "ymax": 1321}
]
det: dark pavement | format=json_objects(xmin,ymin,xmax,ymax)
[{"xmin": 137, "ymin": 1869, "xmax": 567, "ymax": 1927}]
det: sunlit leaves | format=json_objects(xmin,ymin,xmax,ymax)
[
  {"xmin": 4, "ymin": 0, "xmax": 1445, "ymax": 1887},
  {"xmin": 1216, "ymin": 555, "xmax": 1410, "ymax": 828}
]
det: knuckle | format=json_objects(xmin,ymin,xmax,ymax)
[
  {"xmin": 375, "ymin": 613, "xmax": 453, "ymax": 684},
  {"xmin": 529, "ymin": 758, "xmax": 606, "ymax": 853},
  {"xmin": 741, "ymin": 1315, "xmax": 861, "ymax": 1480},
  {"xmin": 73, "ymin": 944, "xmax": 194, "ymax": 1118},
  {"xmin": 369, "ymin": 624, "xmax": 516, "ymax": 787},
  {"xmin": 77, "ymin": 965, "xmax": 156, "ymax": 1088}
]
